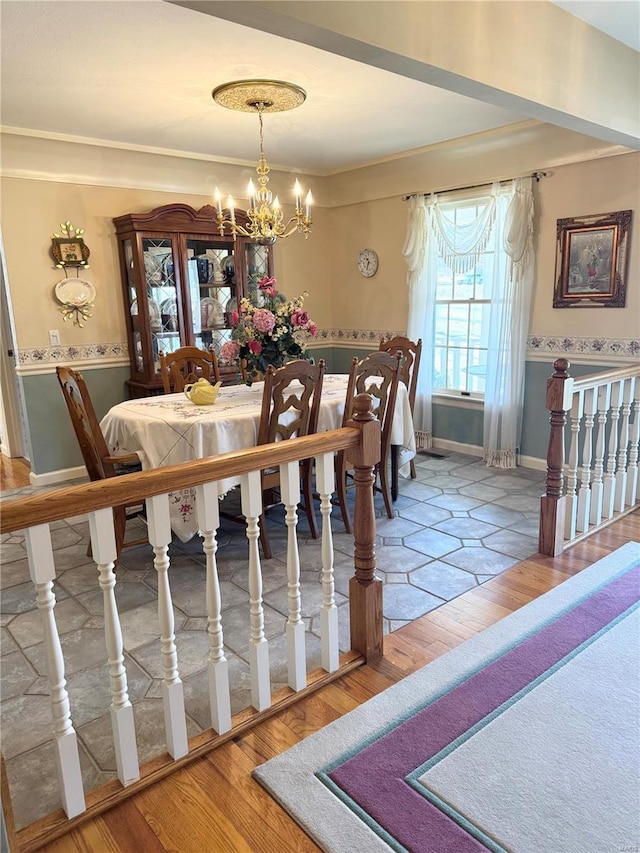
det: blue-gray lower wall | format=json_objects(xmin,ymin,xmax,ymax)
[
  {"xmin": 23, "ymin": 354, "xmax": 615, "ymax": 476},
  {"xmin": 325, "ymin": 347, "xmax": 612, "ymax": 462},
  {"xmin": 21, "ymin": 367, "xmax": 131, "ymax": 475}
]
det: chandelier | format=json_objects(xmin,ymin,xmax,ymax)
[{"xmin": 211, "ymin": 79, "xmax": 312, "ymax": 243}]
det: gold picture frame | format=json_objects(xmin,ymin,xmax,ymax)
[
  {"xmin": 51, "ymin": 237, "xmax": 90, "ymax": 268},
  {"xmin": 553, "ymin": 210, "xmax": 632, "ymax": 308}
]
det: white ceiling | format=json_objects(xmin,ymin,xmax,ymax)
[
  {"xmin": 550, "ymin": 0, "xmax": 640, "ymax": 52},
  {"xmin": 0, "ymin": 1, "xmax": 636, "ymax": 175}
]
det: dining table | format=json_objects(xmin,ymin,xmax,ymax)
[{"xmin": 100, "ymin": 374, "xmax": 416, "ymax": 542}]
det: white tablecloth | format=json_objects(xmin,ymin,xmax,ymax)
[{"xmin": 100, "ymin": 374, "xmax": 415, "ymax": 541}]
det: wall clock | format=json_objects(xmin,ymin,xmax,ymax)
[{"xmin": 357, "ymin": 248, "xmax": 378, "ymax": 278}]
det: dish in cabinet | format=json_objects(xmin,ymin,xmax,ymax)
[
  {"xmin": 200, "ymin": 296, "xmax": 224, "ymax": 329},
  {"xmin": 160, "ymin": 297, "xmax": 178, "ymax": 331}
]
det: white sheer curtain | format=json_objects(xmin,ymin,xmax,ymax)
[
  {"xmin": 403, "ymin": 178, "xmax": 535, "ymax": 467},
  {"xmin": 403, "ymin": 195, "xmax": 433, "ymax": 449},
  {"xmin": 484, "ymin": 176, "xmax": 535, "ymax": 467}
]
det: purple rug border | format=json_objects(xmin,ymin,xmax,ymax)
[{"xmin": 323, "ymin": 560, "xmax": 640, "ymax": 853}]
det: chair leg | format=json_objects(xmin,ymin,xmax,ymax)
[
  {"xmin": 113, "ymin": 505, "xmax": 128, "ymax": 568},
  {"xmin": 410, "ymin": 458, "xmax": 417, "ymax": 479},
  {"xmin": 334, "ymin": 451, "xmax": 352, "ymax": 534},
  {"xmin": 378, "ymin": 461, "xmax": 394, "ymax": 519},
  {"xmin": 258, "ymin": 512, "xmax": 272, "ymax": 560},
  {"xmin": 301, "ymin": 460, "xmax": 319, "ymax": 539}
]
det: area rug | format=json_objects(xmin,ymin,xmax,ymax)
[{"xmin": 254, "ymin": 542, "xmax": 640, "ymax": 853}]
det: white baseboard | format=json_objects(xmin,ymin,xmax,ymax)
[
  {"xmin": 517, "ymin": 454, "xmax": 547, "ymax": 472},
  {"xmin": 431, "ymin": 438, "xmax": 483, "ymax": 457},
  {"xmin": 428, "ymin": 438, "xmax": 545, "ymax": 472},
  {"xmin": 30, "ymin": 465, "xmax": 87, "ymax": 487}
]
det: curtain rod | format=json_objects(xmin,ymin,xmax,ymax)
[{"xmin": 402, "ymin": 171, "xmax": 548, "ymax": 201}]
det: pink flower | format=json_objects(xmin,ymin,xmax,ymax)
[
  {"xmin": 248, "ymin": 340, "xmax": 263, "ymax": 354},
  {"xmin": 231, "ymin": 310, "xmax": 239, "ymax": 325},
  {"xmin": 253, "ymin": 308, "xmax": 276, "ymax": 333},
  {"xmin": 309, "ymin": 322, "xmax": 317, "ymax": 337},
  {"xmin": 291, "ymin": 309, "xmax": 309, "ymax": 328},
  {"xmin": 258, "ymin": 276, "xmax": 277, "ymax": 290},
  {"xmin": 220, "ymin": 341, "xmax": 240, "ymax": 361}
]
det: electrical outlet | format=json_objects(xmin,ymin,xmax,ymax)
[{"xmin": 49, "ymin": 329, "xmax": 61, "ymax": 347}]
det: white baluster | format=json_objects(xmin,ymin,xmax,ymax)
[
  {"xmin": 615, "ymin": 377, "xmax": 635, "ymax": 512},
  {"xmin": 241, "ymin": 470, "xmax": 270, "ymax": 711},
  {"xmin": 602, "ymin": 379, "xmax": 623, "ymax": 519},
  {"xmin": 316, "ymin": 452, "xmax": 339, "ymax": 673},
  {"xmin": 280, "ymin": 460, "xmax": 306, "ymax": 692},
  {"xmin": 24, "ymin": 524, "xmax": 85, "ymax": 818},
  {"xmin": 196, "ymin": 482, "xmax": 231, "ymax": 735},
  {"xmin": 589, "ymin": 383, "xmax": 611, "ymax": 526},
  {"xmin": 577, "ymin": 387, "xmax": 596, "ymax": 533},
  {"xmin": 625, "ymin": 382, "xmax": 640, "ymax": 507},
  {"xmin": 564, "ymin": 389, "xmax": 583, "ymax": 541},
  {"xmin": 88, "ymin": 508, "xmax": 140, "ymax": 786},
  {"xmin": 146, "ymin": 494, "xmax": 188, "ymax": 759}
]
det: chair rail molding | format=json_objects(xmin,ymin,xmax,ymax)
[
  {"xmin": 16, "ymin": 342, "xmax": 129, "ymax": 374},
  {"xmin": 527, "ymin": 335, "xmax": 640, "ymax": 364}
]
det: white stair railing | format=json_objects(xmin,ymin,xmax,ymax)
[
  {"xmin": 540, "ymin": 359, "xmax": 640, "ymax": 555},
  {"xmin": 1, "ymin": 403, "xmax": 381, "ymax": 843}
]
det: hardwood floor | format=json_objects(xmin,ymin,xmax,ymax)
[
  {"xmin": 0, "ymin": 455, "xmax": 31, "ymax": 490},
  {"xmin": 13, "ymin": 509, "xmax": 638, "ymax": 853}
]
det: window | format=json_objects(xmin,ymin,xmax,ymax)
[{"xmin": 432, "ymin": 201, "xmax": 504, "ymax": 398}]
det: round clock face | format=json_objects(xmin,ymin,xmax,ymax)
[{"xmin": 357, "ymin": 248, "xmax": 378, "ymax": 277}]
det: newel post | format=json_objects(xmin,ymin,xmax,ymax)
[
  {"xmin": 347, "ymin": 393, "xmax": 383, "ymax": 662},
  {"xmin": 539, "ymin": 358, "xmax": 574, "ymax": 556}
]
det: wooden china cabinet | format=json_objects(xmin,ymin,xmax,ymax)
[{"xmin": 113, "ymin": 203, "xmax": 273, "ymax": 396}]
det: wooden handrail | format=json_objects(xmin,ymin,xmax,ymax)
[
  {"xmin": 0, "ymin": 427, "xmax": 360, "ymax": 534},
  {"xmin": 572, "ymin": 363, "xmax": 639, "ymax": 393}
]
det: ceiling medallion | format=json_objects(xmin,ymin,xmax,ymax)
[{"xmin": 211, "ymin": 79, "xmax": 312, "ymax": 243}]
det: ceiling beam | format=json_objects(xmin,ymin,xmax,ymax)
[{"xmin": 169, "ymin": 0, "xmax": 639, "ymax": 151}]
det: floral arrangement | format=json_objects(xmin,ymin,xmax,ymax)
[{"xmin": 220, "ymin": 277, "xmax": 317, "ymax": 383}]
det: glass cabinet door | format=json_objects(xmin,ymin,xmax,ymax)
[
  {"xmin": 142, "ymin": 237, "xmax": 179, "ymax": 372},
  {"xmin": 245, "ymin": 242, "xmax": 270, "ymax": 293},
  {"xmin": 123, "ymin": 239, "xmax": 144, "ymax": 374},
  {"xmin": 185, "ymin": 237, "xmax": 236, "ymax": 356}
]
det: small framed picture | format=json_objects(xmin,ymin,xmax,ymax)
[
  {"xmin": 51, "ymin": 237, "xmax": 90, "ymax": 267},
  {"xmin": 553, "ymin": 210, "xmax": 632, "ymax": 308}
]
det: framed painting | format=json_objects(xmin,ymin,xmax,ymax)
[{"xmin": 553, "ymin": 210, "xmax": 632, "ymax": 308}]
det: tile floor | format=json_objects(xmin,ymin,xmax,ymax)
[{"xmin": 0, "ymin": 451, "xmax": 544, "ymax": 829}]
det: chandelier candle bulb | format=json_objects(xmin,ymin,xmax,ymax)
[
  {"xmin": 294, "ymin": 179, "xmax": 302, "ymax": 210},
  {"xmin": 305, "ymin": 191, "xmax": 313, "ymax": 221},
  {"xmin": 214, "ymin": 188, "xmax": 223, "ymax": 217}
]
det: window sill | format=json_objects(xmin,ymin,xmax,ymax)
[{"xmin": 432, "ymin": 392, "xmax": 484, "ymax": 410}]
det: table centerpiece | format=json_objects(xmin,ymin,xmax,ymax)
[{"xmin": 220, "ymin": 277, "xmax": 317, "ymax": 384}]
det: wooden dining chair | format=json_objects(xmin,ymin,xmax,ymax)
[
  {"xmin": 159, "ymin": 346, "xmax": 221, "ymax": 393},
  {"xmin": 254, "ymin": 359, "xmax": 326, "ymax": 559},
  {"xmin": 56, "ymin": 366, "xmax": 147, "ymax": 564},
  {"xmin": 379, "ymin": 335, "xmax": 422, "ymax": 479},
  {"xmin": 334, "ymin": 350, "xmax": 402, "ymax": 533}
]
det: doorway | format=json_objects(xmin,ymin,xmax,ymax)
[{"xmin": 0, "ymin": 230, "xmax": 28, "ymax": 461}]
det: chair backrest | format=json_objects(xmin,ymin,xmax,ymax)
[
  {"xmin": 56, "ymin": 366, "xmax": 116, "ymax": 482},
  {"xmin": 159, "ymin": 346, "xmax": 221, "ymax": 393},
  {"xmin": 379, "ymin": 335, "xmax": 422, "ymax": 412},
  {"xmin": 343, "ymin": 351, "xmax": 402, "ymax": 462},
  {"xmin": 258, "ymin": 359, "xmax": 326, "ymax": 446}
]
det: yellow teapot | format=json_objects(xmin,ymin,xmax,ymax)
[{"xmin": 184, "ymin": 377, "xmax": 221, "ymax": 406}]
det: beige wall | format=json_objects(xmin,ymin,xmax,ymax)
[
  {"xmin": 1, "ymin": 132, "xmax": 638, "ymax": 355},
  {"xmin": 531, "ymin": 154, "xmax": 639, "ymax": 339},
  {"xmin": 0, "ymin": 177, "xmax": 335, "ymax": 350}
]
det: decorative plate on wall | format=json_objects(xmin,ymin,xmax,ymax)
[{"xmin": 54, "ymin": 278, "xmax": 96, "ymax": 307}]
